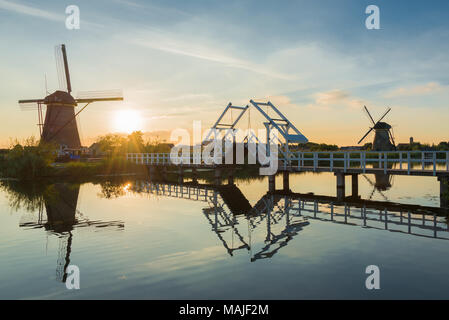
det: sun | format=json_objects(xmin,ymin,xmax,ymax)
[{"xmin": 113, "ymin": 109, "xmax": 143, "ymax": 134}]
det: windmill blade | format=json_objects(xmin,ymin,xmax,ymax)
[
  {"xmin": 18, "ymin": 99, "xmax": 44, "ymax": 104},
  {"xmin": 362, "ymin": 174, "xmax": 375, "ymax": 187},
  {"xmin": 377, "ymin": 107, "xmax": 391, "ymax": 123},
  {"xmin": 18, "ymin": 99, "xmax": 45, "ymax": 111},
  {"xmin": 75, "ymin": 89, "xmax": 124, "ymax": 103},
  {"xmin": 376, "ymin": 189, "xmax": 389, "ymax": 201},
  {"xmin": 19, "ymin": 102, "xmax": 39, "ymax": 111},
  {"xmin": 368, "ymin": 187, "xmax": 376, "ymax": 200},
  {"xmin": 55, "ymin": 44, "xmax": 72, "ymax": 93},
  {"xmin": 357, "ymin": 127, "xmax": 374, "ymax": 144},
  {"xmin": 364, "ymin": 105, "xmax": 376, "ymax": 125}
]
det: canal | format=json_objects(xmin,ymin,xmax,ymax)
[{"xmin": 0, "ymin": 172, "xmax": 448, "ymax": 299}]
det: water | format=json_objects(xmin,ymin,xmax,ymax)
[{"xmin": 0, "ymin": 172, "xmax": 448, "ymax": 299}]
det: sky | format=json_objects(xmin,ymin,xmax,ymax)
[{"xmin": 0, "ymin": 0, "xmax": 449, "ymax": 147}]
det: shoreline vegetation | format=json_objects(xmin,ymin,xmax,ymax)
[
  {"xmin": 0, "ymin": 133, "xmax": 161, "ymax": 181},
  {"xmin": 1, "ymin": 132, "xmax": 448, "ymax": 181}
]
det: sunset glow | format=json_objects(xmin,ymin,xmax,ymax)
[{"xmin": 113, "ymin": 110, "xmax": 143, "ymax": 134}]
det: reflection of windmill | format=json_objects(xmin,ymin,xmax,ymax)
[
  {"xmin": 19, "ymin": 183, "xmax": 124, "ymax": 282},
  {"xmin": 18, "ymin": 44, "xmax": 123, "ymax": 150},
  {"xmin": 358, "ymin": 106, "xmax": 396, "ymax": 151},
  {"xmin": 362, "ymin": 174, "xmax": 392, "ymax": 201}
]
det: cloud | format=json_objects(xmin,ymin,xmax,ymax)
[
  {"xmin": 0, "ymin": 0, "xmax": 63, "ymax": 21},
  {"xmin": 161, "ymin": 93, "xmax": 213, "ymax": 102},
  {"xmin": 384, "ymin": 82, "xmax": 445, "ymax": 98},
  {"xmin": 125, "ymin": 28, "xmax": 294, "ymax": 80},
  {"xmin": 308, "ymin": 90, "xmax": 364, "ymax": 110},
  {"xmin": 315, "ymin": 90, "xmax": 349, "ymax": 105},
  {"xmin": 257, "ymin": 95, "xmax": 300, "ymax": 108},
  {"xmin": 0, "ymin": 0, "xmax": 102, "ymax": 28},
  {"xmin": 113, "ymin": 0, "xmax": 191, "ymax": 17}
]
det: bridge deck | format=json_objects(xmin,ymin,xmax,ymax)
[
  {"xmin": 283, "ymin": 166, "xmax": 447, "ymax": 176},
  {"xmin": 127, "ymin": 151, "xmax": 449, "ymax": 177}
]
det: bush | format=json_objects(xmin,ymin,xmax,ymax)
[{"xmin": 0, "ymin": 138, "xmax": 57, "ymax": 180}]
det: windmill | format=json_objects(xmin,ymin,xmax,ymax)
[
  {"xmin": 18, "ymin": 44, "xmax": 123, "ymax": 152},
  {"xmin": 358, "ymin": 106, "xmax": 396, "ymax": 151}
]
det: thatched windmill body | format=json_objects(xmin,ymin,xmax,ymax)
[{"xmin": 19, "ymin": 44, "xmax": 123, "ymax": 151}]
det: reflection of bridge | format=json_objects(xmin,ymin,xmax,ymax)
[
  {"xmin": 127, "ymin": 150, "xmax": 449, "ymax": 211},
  {"xmin": 266, "ymin": 192, "xmax": 449, "ymax": 240},
  {"xmin": 131, "ymin": 179, "xmax": 449, "ymax": 262}
]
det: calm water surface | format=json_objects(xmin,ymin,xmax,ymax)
[{"xmin": 0, "ymin": 172, "xmax": 448, "ymax": 299}]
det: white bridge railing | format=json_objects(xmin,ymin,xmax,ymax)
[
  {"xmin": 127, "ymin": 151, "xmax": 449, "ymax": 176},
  {"xmin": 131, "ymin": 180, "xmax": 217, "ymax": 202}
]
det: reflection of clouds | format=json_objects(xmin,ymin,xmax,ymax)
[{"xmin": 143, "ymin": 246, "xmax": 226, "ymax": 272}]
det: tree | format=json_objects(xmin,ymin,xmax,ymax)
[
  {"xmin": 95, "ymin": 134, "xmax": 127, "ymax": 155},
  {"xmin": 127, "ymin": 131, "xmax": 145, "ymax": 153}
]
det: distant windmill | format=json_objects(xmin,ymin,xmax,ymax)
[
  {"xmin": 358, "ymin": 106, "xmax": 396, "ymax": 151},
  {"xmin": 18, "ymin": 44, "xmax": 124, "ymax": 151}
]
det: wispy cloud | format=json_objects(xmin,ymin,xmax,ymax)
[
  {"xmin": 308, "ymin": 90, "xmax": 365, "ymax": 110},
  {"xmin": 384, "ymin": 82, "xmax": 445, "ymax": 98},
  {"xmin": 161, "ymin": 93, "xmax": 213, "ymax": 102},
  {"xmin": 0, "ymin": 0, "xmax": 62, "ymax": 22},
  {"xmin": 0, "ymin": 0, "xmax": 102, "ymax": 28},
  {"xmin": 260, "ymin": 95, "xmax": 296, "ymax": 107},
  {"xmin": 125, "ymin": 29, "xmax": 294, "ymax": 80},
  {"xmin": 113, "ymin": 0, "xmax": 191, "ymax": 17}
]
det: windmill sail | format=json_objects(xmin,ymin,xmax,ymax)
[
  {"xmin": 358, "ymin": 127, "xmax": 374, "ymax": 144},
  {"xmin": 377, "ymin": 107, "xmax": 391, "ymax": 123},
  {"xmin": 19, "ymin": 102, "xmax": 40, "ymax": 111},
  {"xmin": 76, "ymin": 89, "xmax": 124, "ymax": 103},
  {"xmin": 364, "ymin": 105, "xmax": 376, "ymax": 125},
  {"xmin": 55, "ymin": 44, "xmax": 71, "ymax": 93}
]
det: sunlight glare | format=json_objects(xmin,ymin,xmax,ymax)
[{"xmin": 113, "ymin": 110, "xmax": 143, "ymax": 134}]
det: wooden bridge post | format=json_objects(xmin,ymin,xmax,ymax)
[
  {"xmin": 351, "ymin": 174, "xmax": 359, "ymax": 198},
  {"xmin": 268, "ymin": 175, "xmax": 276, "ymax": 193},
  {"xmin": 178, "ymin": 166, "xmax": 184, "ymax": 184},
  {"xmin": 336, "ymin": 172, "xmax": 345, "ymax": 201},
  {"xmin": 192, "ymin": 168, "xmax": 198, "ymax": 184},
  {"xmin": 162, "ymin": 166, "xmax": 168, "ymax": 182},
  {"xmin": 214, "ymin": 168, "xmax": 222, "ymax": 186},
  {"xmin": 439, "ymin": 176, "xmax": 449, "ymax": 212},
  {"xmin": 149, "ymin": 165, "xmax": 156, "ymax": 180},
  {"xmin": 228, "ymin": 171, "xmax": 234, "ymax": 185},
  {"xmin": 283, "ymin": 171, "xmax": 290, "ymax": 192}
]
